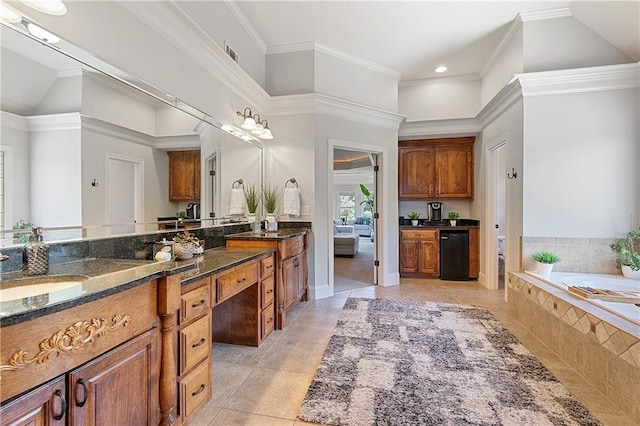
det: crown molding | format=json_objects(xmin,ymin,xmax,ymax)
[
  {"xmin": 267, "ymin": 41, "xmax": 401, "ymax": 80},
  {"xmin": 399, "ymin": 73, "xmax": 482, "ymax": 88},
  {"xmin": 1, "ymin": 111, "xmax": 28, "ymax": 131},
  {"xmin": 477, "ymin": 77, "xmax": 523, "ymax": 128},
  {"xmin": 519, "ymin": 7, "xmax": 572, "ymax": 22},
  {"xmin": 119, "ymin": 1, "xmax": 269, "ymax": 111},
  {"xmin": 398, "ymin": 118, "xmax": 481, "ymax": 139},
  {"xmin": 223, "ymin": 1, "xmax": 267, "ymax": 54},
  {"xmin": 153, "ymin": 135, "xmax": 203, "ymax": 151},
  {"xmin": 26, "ymin": 113, "xmax": 82, "ymax": 132},
  {"xmin": 516, "ymin": 62, "xmax": 640, "ymax": 96},
  {"xmin": 80, "ymin": 115, "xmax": 155, "ymax": 147}
]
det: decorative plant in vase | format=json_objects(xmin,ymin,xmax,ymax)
[
  {"xmin": 244, "ymin": 183, "xmax": 260, "ymax": 222},
  {"xmin": 532, "ymin": 251, "xmax": 560, "ymax": 279},
  {"xmin": 173, "ymin": 230, "xmax": 201, "ymax": 259},
  {"xmin": 448, "ymin": 211, "xmax": 460, "ymax": 226},
  {"xmin": 262, "ymin": 183, "xmax": 280, "ymax": 231},
  {"xmin": 610, "ymin": 228, "xmax": 640, "ymax": 279},
  {"xmin": 14, "ymin": 219, "xmax": 33, "ymax": 243},
  {"xmin": 408, "ymin": 211, "xmax": 420, "ymax": 226}
]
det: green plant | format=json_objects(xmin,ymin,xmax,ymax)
[
  {"xmin": 14, "ymin": 219, "xmax": 33, "ymax": 243},
  {"xmin": 176, "ymin": 211, "xmax": 186, "ymax": 219},
  {"xmin": 262, "ymin": 183, "xmax": 280, "ymax": 214},
  {"xmin": 532, "ymin": 251, "xmax": 561, "ymax": 264},
  {"xmin": 173, "ymin": 230, "xmax": 199, "ymax": 245},
  {"xmin": 359, "ymin": 184, "xmax": 374, "ymax": 212},
  {"xmin": 408, "ymin": 211, "xmax": 421, "ymax": 220},
  {"xmin": 244, "ymin": 183, "xmax": 261, "ymax": 214},
  {"xmin": 448, "ymin": 211, "xmax": 460, "ymax": 220},
  {"xmin": 610, "ymin": 228, "xmax": 640, "ymax": 271}
]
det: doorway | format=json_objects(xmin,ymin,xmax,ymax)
[
  {"xmin": 486, "ymin": 137, "xmax": 507, "ymax": 291},
  {"xmin": 106, "ymin": 154, "xmax": 143, "ymax": 235},
  {"xmin": 332, "ymin": 147, "xmax": 379, "ymax": 293}
]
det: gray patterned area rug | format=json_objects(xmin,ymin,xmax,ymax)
[{"xmin": 298, "ymin": 297, "xmax": 601, "ymax": 426}]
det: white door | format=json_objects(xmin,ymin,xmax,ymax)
[
  {"xmin": 486, "ymin": 138, "xmax": 507, "ymax": 290},
  {"xmin": 107, "ymin": 156, "xmax": 142, "ymax": 235}
]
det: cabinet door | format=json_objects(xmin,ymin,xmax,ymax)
[
  {"xmin": 282, "ymin": 256, "xmax": 297, "ymax": 311},
  {"xmin": 399, "ymin": 147, "xmax": 434, "ymax": 199},
  {"xmin": 168, "ymin": 151, "xmax": 200, "ymax": 201},
  {"xmin": 399, "ymin": 239, "xmax": 419, "ymax": 273},
  {"xmin": 296, "ymin": 251, "xmax": 308, "ymax": 301},
  {"xmin": 469, "ymin": 228, "xmax": 480, "ymax": 278},
  {"xmin": 67, "ymin": 328, "xmax": 160, "ymax": 426},
  {"xmin": 0, "ymin": 377, "xmax": 66, "ymax": 426},
  {"xmin": 434, "ymin": 144, "xmax": 473, "ymax": 199},
  {"xmin": 418, "ymin": 239, "xmax": 439, "ymax": 275}
]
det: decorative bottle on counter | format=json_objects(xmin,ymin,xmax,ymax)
[
  {"xmin": 265, "ymin": 214, "xmax": 278, "ymax": 231},
  {"xmin": 22, "ymin": 227, "xmax": 49, "ymax": 276}
]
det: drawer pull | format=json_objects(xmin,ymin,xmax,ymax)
[
  {"xmin": 53, "ymin": 388, "xmax": 66, "ymax": 420},
  {"xmin": 266, "ymin": 265, "xmax": 273, "ymax": 270},
  {"xmin": 237, "ymin": 277, "xmax": 247, "ymax": 284},
  {"xmin": 267, "ymin": 289, "xmax": 274, "ymax": 294},
  {"xmin": 192, "ymin": 338, "xmax": 206, "ymax": 348},
  {"xmin": 266, "ymin": 318, "xmax": 273, "ymax": 324},
  {"xmin": 191, "ymin": 299, "xmax": 206, "ymax": 308},
  {"xmin": 192, "ymin": 384, "xmax": 206, "ymax": 396},
  {"xmin": 75, "ymin": 379, "xmax": 88, "ymax": 407}
]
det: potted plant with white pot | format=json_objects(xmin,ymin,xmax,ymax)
[
  {"xmin": 610, "ymin": 228, "xmax": 640, "ymax": 279},
  {"xmin": 408, "ymin": 211, "xmax": 420, "ymax": 226},
  {"xmin": 244, "ymin": 183, "xmax": 260, "ymax": 223},
  {"xmin": 448, "ymin": 211, "xmax": 459, "ymax": 226},
  {"xmin": 532, "ymin": 251, "xmax": 560, "ymax": 279}
]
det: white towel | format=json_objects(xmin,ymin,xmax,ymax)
[
  {"xmin": 229, "ymin": 188, "xmax": 245, "ymax": 215},
  {"xmin": 282, "ymin": 187, "xmax": 301, "ymax": 216}
]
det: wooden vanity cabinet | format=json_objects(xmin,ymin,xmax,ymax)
[
  {"xmin": 0, "ymin": 376, "xmax": 66, "ymax": 425},
  {"xmin": 399, "ymin": 137, "xmax": 474, "ymax": 200},
  {"xmin": 400, "ymin": 229, "xmax": 439, "ymax": 276},
  {"xmin": 168, "ymin": 150, "xmax": 201, "ymax": 201}
]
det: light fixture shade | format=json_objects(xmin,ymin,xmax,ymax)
[
  {"xmin": 259, "ymin": 129, "xmax": 274, "ymax": 140},
  {"xmin": 241, "ymin": 116, "xmax": 256, "ymax": 130},
  {"xmin": 0, "ymin": 5, "xmax": 22, "ymax": 23},
  {"xmin": 19, "ymin": 0, "xmax": 67, "ymax": 16},
  {"xmin": 26, "ymin": 22, "xmax": 60, "ymax": 43},
  {"xmin": 250, "ymin": 121, "xmax": 265, "ymax": 135}
]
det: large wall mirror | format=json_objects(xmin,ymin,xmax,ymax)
[{"xmin": 1, "ymin": 22, "xmax": 263, "ymax": 247}]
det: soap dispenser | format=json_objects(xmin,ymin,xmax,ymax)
[{"xmin": 23, "ymin": 227, "xmax": 49, "ymax": 276}]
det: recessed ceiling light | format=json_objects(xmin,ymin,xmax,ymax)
[
  {"xmin": 19, "ymin": 0, "xmax": 67, "ymax": 16},
  {"xmin": 435, "ymin": 66, "xmax": 448, "ymax": 73},
  {"xmin": 0, "ymin": 5, "xmax": 22, "ymax": 23},
  {"xmin": 26, "ymin": 22, "xmax": 60, "ymax": 43}
]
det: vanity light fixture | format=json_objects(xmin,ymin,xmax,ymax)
[
  {"xmin": 435, "ymin": 65, "xmax": 448, "ymax": 73},
  {"xmin": 236, "ymin": 107, "xmax": 274, "ymax": 139},
  {"xmin": 258, "ymin": 120, "xmax": 273, "ymax": 140},
  {"xmin": 0, "ymin": 4, "xmax": 22, "ymax": 23},
  {"xmin": 237, "ymin": 107, "xmax": 257, "ymax": 130},
  {"xmin": 19, "ymin": 0, "xmax": 68, "ymax": 16}
]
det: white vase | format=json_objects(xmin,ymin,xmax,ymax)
[
  {"xmin": 450, "ymin": 220, "xmax": 457, "ymax": 226},
  {"xmin": 621, "ymin": 265, "xmax": 640, "ymax": 279},
  {"xmin": 535, "ymin": 262, "xmax": 554, "ymax": 279},
  {"xmin": 174, "ymin": 242, "xmax": 195, "ymax": 260},
  {"xmin": 266, "ymin": 214, "xmax": 278, "ymax": 231},
  {"xmin": 247, "ymin": 213, "xmax": 256, "ymax": 223},
  {"xmin": 411, "ymin": 220, "xmax": 418, "ymax": 226}
]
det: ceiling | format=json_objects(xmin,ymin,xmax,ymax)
[{"xmin": 219, "ymin": 0, "xmax": 639, "ymax": 82}]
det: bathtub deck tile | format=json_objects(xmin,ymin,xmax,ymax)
[
  {"xmin": 576, "ymin": 313, "xmax": 592, "ymax": 334},
  {"xmin": 595, "ymin": 322, "xmax": 611, "ymax": 344},
  {"xmin": 627, "ymin": 341, "xmax": 640, "ymax": 366}
]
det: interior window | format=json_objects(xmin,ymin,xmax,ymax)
[{"xmin": 339, "ymin": 192, "xmax": 356, "ymax": 224}]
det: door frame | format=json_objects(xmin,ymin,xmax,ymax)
[
  {"xmin": 485, "ymin": 135, "xmax": 507, "ymax": 290},
  {"xmin": 105, "ymin": 153, "xmax": 144, "ymax": 235}
]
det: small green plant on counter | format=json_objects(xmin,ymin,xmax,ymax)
[
  {"xmin": 532, "ymin": 251, "xmax": 561, "ymax": 264},
  {"xmin": 172, "ymin": 230, "xmax": 199, "ymax": 245},
  {"xmin": 448, "ymin": 211, "xmax": 460, "ymax": 220},
  {"xmin": 610, "ymin": 228, "xmax": 640, "ymax": 271},
  {"xmin": 176, "ymin": 211, "xmax": 186, "ymax": 219},
  {"xmin": 14, "ymin": 219, "xmax": 33, "ymax": 243},
  {"xmin": 244, "ymin": 183, "xmax": 261, "ymax": 214},
  {"xmin": 407, "ymin": 212, "xmax": 421, "ymax": 220},
  {"xmin": 262, "ymin": 182, "xmax": 280, "ymax": 214}
]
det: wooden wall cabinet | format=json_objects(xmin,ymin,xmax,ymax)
[
  {"xmin": 168, "ymin": 150, "xmax": 201, "ymax": 201},
  {"xmin": 399, "ymin": 229, "xmax": 439, "ymax": 276},
  {"xmin": 399, "ymin": 137, "xmax": 474, "ymax": 200}
]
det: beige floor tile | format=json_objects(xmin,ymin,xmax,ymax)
[
  {"xmin": 257, "ymin": 333, "xmax": 327, "ymax": 374},
  {"xmin": 210, "ymin": 408, "xmax": 296, "ymax": 426},
  {"xmin": 210, "ymin": 361, "xmax": 256, "ymax": 407},
  {"xmin": 188, "ymin": 401, "xmax": 222, "ymax": 426},
  {"xmin": 212, "ymin": 333, "xmax": 281, "ymax": 365},
  {"xmin": 223, "ymin": 367, "xmax": 314, "ymax": 419}
]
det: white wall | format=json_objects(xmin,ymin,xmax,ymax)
[
  {"xmin": 523, "ymin": 17, "xmax": 632, "ymax": 73},
  {"xmin": 1, "ymin": 114, "xmax": 29, "ymax": 230},
  {"xmin": 266, "ymin": 50, "xmax": 315, "ymax": 96},
  {"xmin": 219, "ymin": 137, "xmax": 264, "ymax": 216},
  {"xmin": 33, "ymin": 74, "xmax": 82, "ymax": 115},
  {"xmin": 481, "ymin": 26, "xmax": 523, "ymax": 108},
  {"xmin": 399, "ymin": 78, "xmax": 481, "ymax": 121},
  {"xmin": 522, "ymin": 88, "xmax": 639, "ymax": 237}
]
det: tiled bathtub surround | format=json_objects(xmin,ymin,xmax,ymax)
[
  {"xmin": 508, "ymin": 272, "xmax": 640, "ymax": 422},
  {"xmin": 521, "ymin": 236, "xmax": 621, "ymax": 275}
]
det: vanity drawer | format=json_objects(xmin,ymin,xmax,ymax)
[
  {"xmin": 261, "ymin": 275, "xmax": 275, "ymax": 309},
  {"xmin": 216, "ymin": 262, "xmax": 258, "ymax": 303},
  {"xmin": 400, "ymin": 229, "xmax": 438, "ymax": 240},
  {"xmin": 261, "ymin": 255, "xmax": 275, "ymax": 278},
  {"xmin": 261, "ymin": 305, "xmax": 275, "ymax": 340},
  {"xmin": 179, "ymin": 359, "xmax": 210, "ymax": 421},
  {"xmin": 180, "ymin": 283, "xmax": 210, "ymax": 324},
  {"xmin": 179, "ymin": 315, "xmax": 211, "ymax": 374},
  {"xmin": 280, "ymin": 235, "xmax": 304, "ymax": 259}
]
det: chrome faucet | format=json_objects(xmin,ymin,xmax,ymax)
[{"xmin": 0, "ymin": 251, "xmax": 8, "ymax": 261}]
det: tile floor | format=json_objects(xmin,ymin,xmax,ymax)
[{"xmin": 189, "ymin": 279, "xmax": 636, "ymax": 426}]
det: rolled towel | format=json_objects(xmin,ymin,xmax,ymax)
[
  {"xmin": 229, "ymin": 188, "xmax": 245, "ymax": 215},
  {"xmin": 282, "ymin": 187, "xmax": 301, "ymax": 216}
]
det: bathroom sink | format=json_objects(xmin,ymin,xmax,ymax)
[{"xmin": 0, "ymin": 274, "xmax": 89, "ymax": 303}]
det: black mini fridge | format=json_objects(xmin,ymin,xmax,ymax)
[{"xmin": 440, "ymin": 231, "xmax": 469, "ymax": 280}]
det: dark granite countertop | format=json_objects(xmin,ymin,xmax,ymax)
[
  {"xmin": 225, "ymin": 228, "xmax": 308, "ymax": 241},
  {"xmin": 0, "ymin": 247, "xmax": 274, "ymax": 326},
  {"xmin": 400, "ymin": 225, "xmax": 479, "ymax": 230}
]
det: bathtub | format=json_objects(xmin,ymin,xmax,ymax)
[{"xmin": 528, "ymin": 271, "xmax": 640, "ymax": 326}]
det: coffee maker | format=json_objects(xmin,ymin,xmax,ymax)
[
  {"xmin": 186, "ymin": 203, "xmax": 200, "ymax": 219},
  {"xmin": 427, "ymin": 202, "xmax": 442, "ymax": 221}
]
